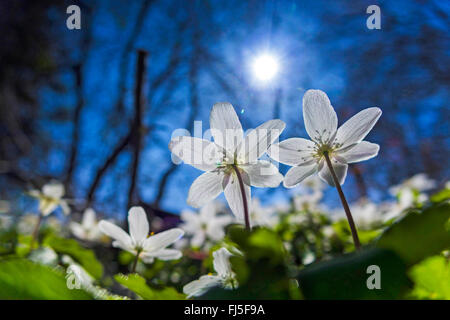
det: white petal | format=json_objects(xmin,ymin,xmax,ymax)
[
  {"xmin": 183, "ymin": 275, "xmax": 222, "ymax": 298},
  {"xmin": 318, "ymin": 160, "xmax": 348, "ymax": 186},
  {"xmin": 334, "ymin": 107, "xmax": 382, "ymax": 149},
  {"xmin": 199, "ymin": 201, "xmax": 217, "ymax": 220},
  {"xmin": 180, "ymin": 210, "xmax": 200, "ymax": 229},
  {"xmin": 303, "ymin": 90, "xmax": 337, "ymax": 143},
  {"xmin": 60, "ymin": 201, "xmax": 71, "ymax": 216},
  {"xmin": 98, "ymin": 220, "xmax": 132, "ymax": 247},
  {"xmin": 112, "ymin": 240, "xmax": 135, "ymax": 254},
  {"xmin": 213, "ymin": 247, "xmax": 233, "ymax": 276},
  {"xmin": 187, "ymin": 171, "xmax": 225, "ymax": 208},
  {"xmin": 69, "ymin": 222, "xmax": 85, "ymax": 240},
  {"xmin": 283, "ymin": 164, "xmax": 317, "ymax": 188},
  {"xmin": 169, "ymin": 136, "xmax": 222, "ymax": 172},
  {"xmin": 210, "ymin": 102, "xmax": 243, "ymax": 154},
  {"xmin": 128, "ymin": 206, "xmax": 149, "ymax": 244},
  {"xmin": 141, "ymin": 249, "xmax": 182, "ymax": 262},
  {"xmin": 267, "ymin": 138, "xmax": 316, "ymax": 166},
  {"xmin": 40, "ymin": 201, "xmax": 58, "ymax": 216},
  {"xmin": 241, "ymin": 161, "xmax": 283, "ymax": 188},
  {"xmin": 224, "ymin": 174, "xmax": 251, "ymax": 221},
  {"xmin": 42, "ymin": 182, "xmax": 65, "ymax": 199},
  {"xmin": 28, "ymin": 190, "xmax": 41, "ymax": 198},
  {"xmin": 337, "ymin": 141, "xmax": 379, "ymax": 163},
  {"xmin": 191, "ymin": 231, "xmax": 206, "ymax": 247},
  {"xmin": 82, "ymin": 208, "xmax": 96, "ymax": 229},
  {"xmin": 143, "ymin": 228, "xmax": 184, "ymax": 252},
  {"xmin": 206, "ymin": 224, "xmax": 226, "ymax": 241},
  {"xmin": 237, "ymin": 119, "xmax": 285, "ymax": 163}
]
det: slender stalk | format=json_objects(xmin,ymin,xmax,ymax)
[
  {"xmin": 323, "ymin": 152, "xmax": 361, "ymax": 250},
  {"xmin": 231, "ymin": 165, "xmax": 251, "ymax": 231},
  {"xmin": 131, "ymin": 250, "xmax": 141, "ymax": 273},
  {"xmin": 30, "ymin": 213, "xmax": 43, "ymax": 250}
]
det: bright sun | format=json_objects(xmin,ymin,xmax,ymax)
[{"xmin": 251, "ymin": 54, "xmax": 279, "ymax": 82}]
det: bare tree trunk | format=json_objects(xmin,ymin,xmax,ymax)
[
  {"xmin": 115, "ymin": 0, "xmax": 153, "ymax": 114},
  {"xmin": 127, "ymin": 50, "xmax": 148, "ymax": 211},
  {"xmin": 65, "ymin": 64, "xmax": 83, "ymax": 188}
]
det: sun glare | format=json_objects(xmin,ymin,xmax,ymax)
[{"xmin": 251, "ymin": 54, "xmax": 279, "ymax": 82}]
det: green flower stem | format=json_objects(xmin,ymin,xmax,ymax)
[
  {"xmin": 131, "ymin": 250, "xmax": 141, "ymax": 274},
  {"xmin": 30, "ymin": 213, "xmax": 43, "ymax": 250},
  {"xmin": 323, "ymin": 152, "xmax": 361, "ymax": 250},
  {"xmin": 231, "ymin": 165, "xmax": 251, "ymax": 231}
]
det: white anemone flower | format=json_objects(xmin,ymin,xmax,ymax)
[
  {"xmin": 169, "ymin": 102, "xmax": 285, "ymax": 227},
  {"xmin": 183, "ymin": 247, "xmax": 238, "ymax": 298},
  {"xmin": 180, "ymin": 202, "xmax": 233, "ymax": 248},
  {"xmin": 98, "ymin": 206, "xmax": 184, "ymax": 264},
  {"xmin": 389, "ymin": 173, "xmax": 436, "ymax": 208},
  {"xmin": 249, "ymin": 198, "xmax": 279, "ymax": 228},
  {"xmin": 70, "ymin": 208, "xmax": 103, "ymax": 242},
  {"xmin": 28, "ymin": 182, "xmax": 70, "ymax": 216},
  {"xmin": 332, "ymin": 198, "xmax": 382, "ymax": 229},
  {"xmin": 268, "ymin": 89, "xmax": 381, "ymax": 187},
  {"xmin": 389, "ymin": 173, "xmax": 436, "ymax": 195},
  {"xmin": 0, "ymin": 214, "xmax": 13, "ymax": 231}
]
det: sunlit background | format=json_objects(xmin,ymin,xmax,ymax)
[{"xmin": 0, "ymin": 0, "xmax": 448, "ymax": 221}]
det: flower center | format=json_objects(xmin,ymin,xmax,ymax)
[{"xmin": 222, "ymin": 274, "xmax": 238, "ymax": 289}]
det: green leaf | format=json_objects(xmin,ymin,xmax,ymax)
[
  {"xmin": 376, "ymin": 202, "xmax": 450, "ymax": 266},
  {"xmin": 15, "ymin": 234, "xmax": 38, "ymax": 256},
  {"xmin": 430, "ymin": 188, "xmax": 450, "ymax": 203},
  {"xmin": 201, "ymin": 226, "xmax": 300, "ymax": 300},
  {"xmin": 114, "ymin": 273, "xmax": 185, "ymax": 300},
  {"xmin": 0, "ymin": 258, "xmax": 92, "ymax": 299},
  {"xmin": 297, "ymin": 248, "xmax": 410, "ymax": 299},
  {"xmin": 43, "ymin": 235, "xmax": 103, "ymax": 279},
  {"xmin": 408, "ymin": 255, "xmax": 450, "ymax": 299}
]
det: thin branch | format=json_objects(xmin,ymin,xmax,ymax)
[{"xmin": 86, "ymin": 131, "xmax": 132, "ymax": 206}]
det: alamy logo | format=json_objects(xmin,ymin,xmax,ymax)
[
  {"xmin": 366, "ymin": 265, "xmax": 381, "ymax": 289},
  {"xmin": 66, "ymin": 5, "xmax": 81, "ymax": 30},
  {"xmin": 66, "ymin": 267, "xmax": 81, "ymax": 290},
  {"xmin": 366, "ymin": 5, "xmax": 381, "ymax": 30}
]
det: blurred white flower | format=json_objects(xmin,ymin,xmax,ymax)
[
  {"xmin": 270, "ymin": 201, "xmax": 290, "ymax": 214},
  {"xmin": 268, "ymin": 89, "xmax": 381, "ymax": 187},
  {"xmin": 29, "ymin": 246, "xmax": 58, "ymax": 266},
  {"xmin": 292, "ymin": 175, "xmax": 326, "ymax": 212},
  {"xmin": 17, "ymin": 214, "xmax": 39, "ymax": 234},
  {"xmin": 28, "ymin": 182, "xmax": 70, "ymax": 216},
  {"xmin": 293, "ymin": 191, "xmax": 323, "ymax": 212},
  {"xmin": 303, "ymin": 175, "xmax": 326, "ymax": 193},
  {"xmin": 0, "ymin": 214, "xmax": 13, "ymax": 230},
  {"xmin": 379, "ymin": 201, "xmax": 404, "ymax": 222},
  {"xmin": 183, "ymin": 247, "xmax": 238, "ymax": 298},
  {"xmin": 249, "ymin": 198, "xmax": 279, "ymax": 228},
  {"xmin": 70, "ymin": 208, "xmax": 102, "ymax": 241},
  {"xmin": 389, "ymin": 173, "xmax": 436, "ymax": 195},
  {"xmin": 181, "ymin": 202, "xmax": 233, "ymax": 248},
  {"xmin": 389, "ymin": 173, "xmax": 436, "ymax": 209},
  {"xmin": 302, "ymin": 251, "xmax": 315, "ymax": 265},
  {"xmin": 169, "ymin": 102, "xmax": 285, "ymax": 223},
  {"xmin": 0, "ymin": 200, "xmax": 10, "ymax": 214},
  {"xmin": 66, "ymin": 264, "xmax": 94, "ymax": 290},
  {"xmin": 98, "ymin": 206, "xmax": 184, "ymax": 264},
  {"xmin": 332, "ymin": 198, "xmax": 382, "ymax": 229},
  {"xmin": 46, "ymin": 216, "xmax": 62, "ymax": 232},
  {"xmin": 288, "ymin": 212, "xmax": 309, "ymax": 225}
]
